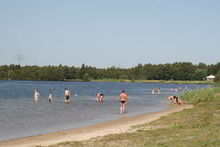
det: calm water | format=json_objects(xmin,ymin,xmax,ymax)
[{"xmin": 0, "ymin": 80, "xmax": 208, "ymax": 141}]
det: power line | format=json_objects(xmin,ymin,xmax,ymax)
[{"xmin": 14, "ymin": 49, "xmax": 25, "ymax": 66}]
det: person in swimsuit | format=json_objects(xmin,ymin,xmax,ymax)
[
  {"xmin": 120, "ymin": 90, "xmax": 128, "ymax": 114},
  {"xmin": 167, "ymin": 96, "xmax": 182, "ymax": 105},
  {"xmin": 96, "ymin": 93, "xmax": 104, "ymax": 102},
  {"xmin": 173, "ymin": 96, "xmax": 182, "ymax": 105},
  {"xmin": 152, "ymin": 88, "xmax": 155, "ymax": 94},
  {"xmin": 32, "ymin": 89, "xmax": 39, "ymax": 102},
  {"xmin": 167, "ymin": 95, "xmax": 173, "ymax": 104},
  {"xmin": 64, "ymin": 88, "xmax": 71, "ymax": 103},
  {"xmin": 48, "ymin": 91, "xmax": 53, "ymax": 103}
]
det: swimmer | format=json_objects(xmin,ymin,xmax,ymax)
[
  {"xmin": 48, "ymin": 91, "xmax": 53, "ymax": 102},
  {"xmin": 64, "ymin": 88, "xmax": 71, "ymax": 103},
  {"xmin": 32, "ymin": 89, "xmax": 39, "ymax": 102},
  {"xmin": 96, "ymin": 93, "xmax": 104, "ymax": 102},
  {"xmin": 152, "ymin": 89, "xmax": 155, "ymax": 94},
  {"xmin": 120, "ymin": 90, "xmax": 128, "ymax": 114},
  {"xmin": 156, "ymin": 88, "xmax": 160, "ymax": 94},
  {"xmin": 167, "ymin": 96, "xmax": 173, "ymax": 103},
  {"xmin": 152, "ymin": 88, "xmax": 160, "ymax": 94},
  {"xmin": 173, "ymin": 96, "xmax": 182, "ymax": 105},
  {"xmin": 167, "ymin": 96, "xmax": 182, "ymax": 105}
]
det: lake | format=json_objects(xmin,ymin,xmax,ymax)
[{"xmin": 0, "ymin": 80, "xmax": 208, "ymax": 141}]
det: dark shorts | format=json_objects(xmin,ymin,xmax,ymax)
[
  {"xmin": 120, "ymin": 100, "xmax": 125, "ymax": 104},
  {"xmin": 65, "ymin": 95, "xmax": 70, "ymax": 100}
]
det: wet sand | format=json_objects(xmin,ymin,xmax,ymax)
[{"xmin": 0, "ymin": 104, "xmax": 193, "ymax": 147}]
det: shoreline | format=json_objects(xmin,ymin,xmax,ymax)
[
  {"xmin": 1, "ymin": 79, "xmax": 213, "ymax": 84},
  {"xmin": 0, "ymin": 104, "xmax": 193, "ymax": 147},
  {"xmin": 69, "ymin": 79, "xmax": 213, "ymax": 84}
]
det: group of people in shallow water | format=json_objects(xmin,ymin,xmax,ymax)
[
  {"xmin": 170, "ymin": 86, "xmax": 188, "ymax": 92},
  {"xmin": 33, "ymin": 87, "xmax": 182, "ymax": 114},
  {"xmin": 32, "ymin": 88, "xmax": 129, "ymax": 114},
  {"xmin": 96, "ymin": 90, "xmax": 128, "ymax": 113},
  {"xmin": 152, "ymin": 86, "xmax": 188, "ymax": 95},
  {"xmin": 32, "ymin": 88, "xmax": 72, "ymax": 103}
]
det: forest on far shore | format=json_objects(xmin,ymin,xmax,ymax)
[{"xmin": 0, "ymin": 62, "xmax": 220, "ymax": 82}]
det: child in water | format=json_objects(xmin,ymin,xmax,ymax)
[
  {"xmin": 48, "ymin": 91, "xmax": 53, "ymax": 102},
  {"xmin": 33, "ymin": 89, "xmax": 39, "ymax": 102},
  {"xmin": 64, "ymin": 88, "xmax": 71, "ymax": 103},
  {"xmin": 96, "ymin": 93, "xmax": 104, "ymax": 102}
]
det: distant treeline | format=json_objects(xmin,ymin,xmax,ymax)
[{"xmin": 0, "ymin": 62, "xmax": 220, "ymax": 81}]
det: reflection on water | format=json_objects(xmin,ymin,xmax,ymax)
[{"xmin": 0, "ymin": 80, "xmax": 207, "ymax": 141}]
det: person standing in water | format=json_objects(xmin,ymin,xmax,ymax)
[
  {"xmin": 120, "ymin": 90, "xmax": 128, "ymax": 114},
  {"xmin": 32, "ymin": 89, "xmax": 39, "ymax": 102},
  {"xmin": 96, "ymin": 93, "xmax": 104, "ymax": 102},
  {"xmin": 64, "ymin": 88, "xmax": 71, "ymax": 103},
  {"xmin": 48, "ymin": 91, "xmax": 53, "ymax": 103}
]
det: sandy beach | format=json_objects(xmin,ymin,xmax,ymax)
[{"xmin": 0, "ymin": 104, "xmax": 193, "ymax": 147}]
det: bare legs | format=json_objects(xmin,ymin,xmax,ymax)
[{"xmin": 120, "ymin": 102, "xmax": 125, "ymax": 114}]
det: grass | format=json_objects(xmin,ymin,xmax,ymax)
[
  {"xmin": 214, "ymin": 82, "xmax": 220, "ymax": 87},
  {"xmin": 45, "ymin": 86, "xmax": 220, "ymax": 147},
  {"xmin": 180, "ymin": 88, "xmax": 216, "ymax": 104}
]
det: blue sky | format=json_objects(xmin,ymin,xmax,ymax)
[{"xmin": 0, "ymin": 0, "xmax": 219, "ymax": 68}]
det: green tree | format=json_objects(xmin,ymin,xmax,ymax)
[
  {"xmin": 120, "ymin": 74, "xmax": 129, "ymax": 79},
  {"xmin": 79, "ymin": 64, "xmax": 86, "ymax": 79},
  {"xmin": 193, "ymin": 69, "xmax": 208, "ymax": 80},
  {"xmin": 8, "ymin": 70, "xmax": 15, "ymax": 80},
  {"xmin": 83, "ymin": 73, "xmax": 90, "ymax": 81},
  {"xmin": 214, "ymin": 70, "xmax": 220, "ymax": 82}
]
